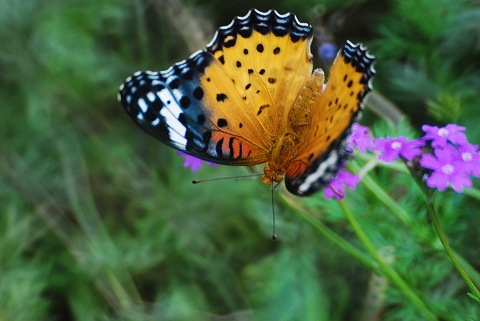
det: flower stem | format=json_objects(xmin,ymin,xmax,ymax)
[
  {"xmin": 463, "ymin": 187, "xmax": 480, "ymax": 201},
  {"xmin": 339, "ymin": 201, "xmax": 438, "ymax": 321},
  {"xmin": 426, "ymin": 194, "xmax": 480, "ymax": 302},
  {"xmin": 349, "ymin": 161, "xmax": 411, "ymax": 225},
  {"xmin": 281, "ymin": 193, "xmax": 378, "ymax": 270}
]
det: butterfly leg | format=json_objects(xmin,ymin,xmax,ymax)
[{"xmin": 262, "ymin": 163, "xmax": 285, "ymax": 185}]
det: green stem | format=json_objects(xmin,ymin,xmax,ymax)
[
  {"xmin": 281, "ymin": 194, "xmax": 378, "ymax": 271},
  {"xmin": 426, "ymin": 194, "xmax": 480, "ymax": 302},
  {"xmin": 339, "ymin": 201, "xmax": 438, "ymax": 321},
  {"xmin": 355, "ymin": 152, "xmax": 409, "ymax": 174},
  {"xmin": 349, "ymin": 161, "xmax": 411, "ymax": 225},
  {"xmin": 463, "ymin": 187, "xmax": 480, "ymax": 201}
]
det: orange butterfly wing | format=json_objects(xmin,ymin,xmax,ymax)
[
  {"xmin": 285, "ymin": 42, "xmax": 375, "ymax": 195},
  {"xmin": 118, "ymin": 9, "xmax": 313, "ymax": 166}
]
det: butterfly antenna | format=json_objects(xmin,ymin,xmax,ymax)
[
  {"xmin": 271, "ymin": 181, "xmax": 277, "ymax": 241},
  {"xmin": 192, "ymin": 173, "xmax": 262, "ymax": 184}
]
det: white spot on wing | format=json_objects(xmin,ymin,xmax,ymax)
[
  {"xmin": 158, "ymin": 90, "xmax": 182, "ymax": 118},
  {"xmin": 157, "ymin": 89, "xmax": 187, "ymax": 146},
  {"xmin": 147, "ymin": 92, "xmax": 155, "ymax": 102},
  {"xmin": 138, "ymin": 98, "xmax": 148, "ymax": 113}
]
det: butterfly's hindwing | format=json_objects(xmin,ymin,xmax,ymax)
[
  {"xmin": 285, "ymin": 41, "xmax": 375, "ymax": 196},
  {"xmin": 285, "ymin": 128, "xmax": 352, "ymax": 196}
]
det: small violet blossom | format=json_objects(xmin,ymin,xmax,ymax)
[
  {"xmin": 318, "ymin": 42, "xmax": 338, "ymax": 63},
  {"xmin": 177, "ymin": 151, "xmax": 216, "ymax": 172},
  {"xmin": 456, "ymin": 143, "xmax": 480, "ymax": 177},
  {"xmin": 370, "ymin": 137, "xmax": 424, "ymax": 162},
  {"xmin": 421, "ymin": 124, "xmax": 467, "ymax": 148},
  {"xmin": 348, "ymin": 123, "xmax": 372, "ymax": 153},
  {"xmin": 441, "ymin": 143, "xmax": 480, "ymax": 177},
  {"xmin": 419, "ymin": 147, "xmax": 472, "ymax": 193},
  {"xmin": 324, "ymin": 171, "xmax": 361, "ymax": 201}
]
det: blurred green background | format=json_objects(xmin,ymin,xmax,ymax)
[{"xmin": 2, "ymin": 0, "xmax": 480, "ymax": 320}]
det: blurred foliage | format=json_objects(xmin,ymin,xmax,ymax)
[{"xmin": 1, "ymin": 0, "xmax": 480, "ymax": 320}]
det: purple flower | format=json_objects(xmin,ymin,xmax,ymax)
[
  {"xmin": 324, "ymin": 171, "xmax": 361, "ymax": 200},
  {"xmin": 177, "ymin": 151, "xmax": 216, "ymax": 172},
  {"xmin": 348, "ymin": 123, "xmax": 371, "ymax": 153},
  {"xmin": 447, "ymin": 143, "xmax": 480, "ymax": 177},
  {"xmin": 370, "ymin": 137, "xmax": 424, "ymax": 162},
  {"xmin": 421, "ymin": 124, "xmax": 467, "ymax": 148},
  {"xmin": 318, "ymin": 42, "xmax": 338, "ymax": 63},
  {"xmin": 419, "ymin": 148, "xmax": 472, "ymax": 193}
]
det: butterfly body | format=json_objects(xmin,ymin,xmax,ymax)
[{"xmin": 118, "ymin": 9, "xmax": 375, "ymax": 196}]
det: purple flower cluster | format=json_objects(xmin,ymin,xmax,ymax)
[
  {"xmin": 177, "ymin": 122, "xmax": 479, "ymax": 200},
  {"xmin": 325, "ymin": 123, "xmax": 480, "ymax": 199},
  {"xmin": 418, "ymin": 124, "xmax": 479, "ymax": 193}
]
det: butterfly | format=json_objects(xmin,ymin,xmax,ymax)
[{"xmin": 118, "ymin": 9, "xmax": 375, "ymax": 196}]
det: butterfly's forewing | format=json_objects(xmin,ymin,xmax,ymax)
[
  {"xmin": 118, "ymin": 9, "xmax": 313, "ymax": 166},
  {"xmin": 118, "ymin": 51, "xmax": 269, "ymax": 165},
  {"xmin": 285, "ymin": 42, "xmax": 375, "ymax": 196},
  {"xmin": 206, "ymin": 9, "xmax": 313, "ymax": 137}
]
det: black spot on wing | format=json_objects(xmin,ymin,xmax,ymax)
[
  {"xmin": 217, "ymin": 118, "xmax": 228, "ymax": 127},
  {"xmin": 193, "ymin": 87, "xmax": 204, "ymax": 100},
  {"xmin": 180, "ymin": 96, "xmax": 191, "ymax": 108},
  {"xmin": 178, "ymin": 113, "xmax": 187, "ymax": 125},
  {"xmin": 217, "ymin": 93, "xmax": 228, "ymax": 102},
  {"xmin": 257, "ymin": 104, "xmax": 270, "ymax": 115},
  {"xmin": 216, "ymin": 138, "xmax": 224, "ymax": 156}
]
